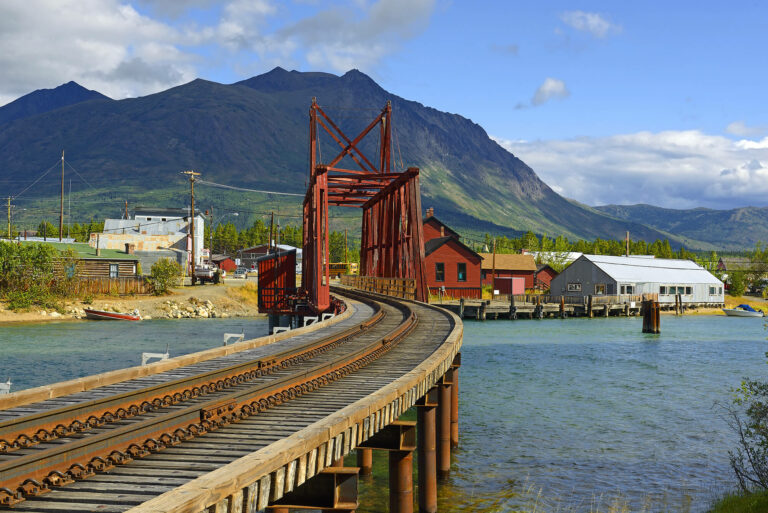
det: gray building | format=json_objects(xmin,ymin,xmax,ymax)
[{"xmin": 550, "ymin": 254, "xmax": 724, "ymax": 305}]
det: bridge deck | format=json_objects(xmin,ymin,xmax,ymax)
[{"xmin": 1, "ymin": 290, "xmax": 460, "ymax": 512}]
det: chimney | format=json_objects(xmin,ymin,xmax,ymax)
[
  {"xmin": 125, "ymin": 243, "xmax": 135, "ymax": 255},
  {"xmin": 440, "ymin": 226, "xmax": 445, "ymax": 237},
  {"xmin": 426, "ymin": 207, "xmax": 434, "ymax": 218}
]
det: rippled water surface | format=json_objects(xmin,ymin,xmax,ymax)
[
  {"xmin": 1, "ymin": 314, "xmax": 765, "ymax": 512},
  {"xmin": 0, "ymin": 317, "xmax": 267, "ymax": 391},
  {"xmin": 357, "ymin": 315, "xmax": 768, "ymax": 512}
]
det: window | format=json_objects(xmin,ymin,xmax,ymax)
[
  {"xmin": 685, "ymin": 286, "xmax": 692, "ymax": 295},
  {"xmin": 709, "ymin": 286, "xmax": 716, "ymax": 295},
  {"xmin": 676, "ymin": 286, "xmax": 685, "ymax": 295},
  {"xmin": 620, "ymin": 285, "xmax": 635, "ymax": 294},
  {"xmin": 109, "ymin": 264, "xmax": 119, "ymax": 278},
  {"xmin": 146, "ymin": 217, "xmax": 152, "ymax": 221},
  {"xmin": 161, "ymin": 218, "xmax": 167, "ymax": 221},
  {"xmin": 719, "ymin": 287, "xmax": 723, "ymax": 295},
  {"xmin": 457, "ymin": 263, "xmax": 467, "ymax": 282},
  {"xmin": 567, "ymin": 283, "xmax": 582, "ymax": 292},
  {"xmin": 481, "ymin": 270, "xmax": 487, "ymax": 280},
  {"xmin": 594, "ymin": 284, "xmax": 606, "ymax": 295},
  {"xmin": 435, "ymin": 263, "xmax": 444, "ymax": 282},
  {"xmin": 660, "ymin": 286, "xmax": 667, "ymax": 294}
]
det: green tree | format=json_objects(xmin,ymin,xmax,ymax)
[
  {"xmin": 36, "ymin": 221, "xmax": 58, "ymax": 239},
  {"xmin": 148, "ymin": 258, "xmax": 182, "ymax": 295},
  {"xmin": 730, "ymin": 272, "xmax": 747, "ymax": 297}
]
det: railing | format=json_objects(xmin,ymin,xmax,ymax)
[
  {"xmin": 74, "ymin": 276, "xmax": 153, "ymax": 295},
  {"xmin": 340, "ymin": 275, "xmax": 416, "ymax": 300}
]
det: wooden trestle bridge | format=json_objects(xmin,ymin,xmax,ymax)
[
  {"xmin": 0, "ymin": 98, "xmax": 458, "ymax": 512},
  {"xmin": 0, "ymin": 287, "xmax": 462, "ymax": 513}
]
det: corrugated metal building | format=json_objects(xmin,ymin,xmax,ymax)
[{"xmin": 551, "ymin": 254, "xmax": 724, "ymax": 305}]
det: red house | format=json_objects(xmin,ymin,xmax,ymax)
[
  {"xmin": 211, "ymin": 254, "xmax": 237, "ymax": 272},
  {"xmin": 423, "ymin": 208, "xmax": 482, "ymax": 299},
  {"xmin": 534, "ymin": 264, "xmax": 558, "ymax": 291},
  {"xmin": 479, "ymin": 253, "xmax": 537, "ymax": 292}
]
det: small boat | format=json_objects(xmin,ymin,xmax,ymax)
[
  {"xmin": 723, "ymin": 304, "xmax": 765, "ymax": 317},
  {"xmin": 84, "ymin": 308, "xmax": 142, "ymax": 321}
]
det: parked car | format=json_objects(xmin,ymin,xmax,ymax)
[{"xmin": 233, "ymin": 268, "xmax": 247, "ymax": 279}]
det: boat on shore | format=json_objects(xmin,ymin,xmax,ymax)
[
  {"xmin": 84, "ymin": 309, "xmax": 142, "ymax": 321},
  {"xmin": 722, "ymin": 304, "xmax": 765, "ymax": 317}
]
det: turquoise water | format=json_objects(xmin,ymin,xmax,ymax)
[
  {"xmin": 356, "ymin": 315, "xmax": 768, "ymax": 512},
  {"xmin": 2, "ymin": 315, "xmax": 765, "ymax": 511},
  {"xmin": 0, "ymin": 317, "xmax": 267, "ymax": 391}
]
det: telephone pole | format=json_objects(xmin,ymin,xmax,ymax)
[
  {"xmin": 6, "ymin": 197, "xmax": 12, "ymax": 239},
  {"xmin": 59, "ymin": 150, "xmax": 64, "ymax": 241},
  {"xmin": 182, "ymin": 170, "xmax": 201, "ymax": 284}
]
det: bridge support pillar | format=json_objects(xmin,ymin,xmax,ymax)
[
  {"xmin": 451, "ymin": 354, "xmax": 461, "ymax": 448},
  {"xmin": 389, "ymin": 450, "xmax": 414, "ymax": 513},
  {"xmin": 357, "ymin": 448, "xmax": 373, "ymax": 476},
  {"xmin": 416, "ymin": 388, "xmax": 438, "ymax": 513},
  {"xmin": 437, "ymin": 372, "xmax": 453, "ymax": 479},
  {"xmin": 358, "ymin": 421, "xmax": 417, "ymax": 513}
]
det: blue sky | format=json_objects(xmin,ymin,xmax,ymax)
[{"xmin": 1, "ymin": 0, "xmax": 767, "ymax": 209}]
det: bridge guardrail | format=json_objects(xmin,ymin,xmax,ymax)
[{"xmin": 340, "ymin": 275, "xmax": 415, "ymax": 300}]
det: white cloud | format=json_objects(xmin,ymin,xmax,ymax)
[
  {"xmin": 726, "ymin": 120, "xmax": 768, "ymax": 137},
  {"xmin": 492, "ymin": 130, "xmax": 768, "ymax": 210},
  {"xmin": 0, "ymin": 0, "xmax": 197, "ymax": 102},
  {"xmin": 531, "ymin": 78, "xmax": 570, "ymax": 106},
  {"xmin": 560, "ymin": 11, "xmax": 621, "ymax": 38},
  {"xmin": 0, "ymin": 0, "xmax": 437, "ymax": 106}
]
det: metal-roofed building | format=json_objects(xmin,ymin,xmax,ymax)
[{"xmin": 550, "ymin": 254, "xmax": 724, "ymax": 305}]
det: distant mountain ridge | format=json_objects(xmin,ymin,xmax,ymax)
[
  {"xmin": 595, "ymin": 204, "xmax": 768, "ymax": 250},
  {"xmin": 0, "ymin": 68, "xmax": 738, "ymax": 248},
  {"xmin": 0, "ymin": 81, "xmax": 110, "ymax": 126}
]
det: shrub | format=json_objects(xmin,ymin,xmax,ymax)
[
  {"xmin": 149, "ymin": 258, "xmax": 182, "ymax": 295},
  {"xmin": 728, "ymin": 376, "xmax": 768, "ymax": 491},
  {"xmin": 730, "ymin": 272, "xmax": 747, "ymax": 297}
]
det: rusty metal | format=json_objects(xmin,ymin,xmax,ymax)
[
  {"xmin": 356, "ymin": 448, "xmax": 372, "ymax": 476},
  {"xmin": 389, "ymin": 450, "xmax": 414, "ymax": 513},
  {"xmin": 300, "ymin": 99, "xmax": 428, "ymax": 315},
  {"xmin": 437, "ymin": 373, "xmax": 452, "ymax": 479},
  {"xmin": 416, "ymin": 388, "xmax": 438, "ymax": 513},
  {"xmin": 0, "ymin": 302, "xmax": 386, "ymax": 455},
  {"xmin": 0, "ymin": 293, "xmax": 418, "ymax": 505},
  {"xmin": 451, "ymin": 353, "xmax": 461, "ymax": 448}
]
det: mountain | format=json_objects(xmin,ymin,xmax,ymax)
[
  {"xmin": 0, "ymin": 81, "xmax": 111, "ymax": 126},
  {"xmin": 0, "ymin": 68, "xmax": 703, "ymax": 246},
  {"xmin": 596, "ymin": 204, "xmax": 768, "ymax": 250}
]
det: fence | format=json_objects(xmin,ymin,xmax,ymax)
[
  {"xmin": 340, "ymin": 275, "xmax": 416, "ymax": 300},
  {"xmin": 74, "ymin": 277, "xmax": 154, "ymax": 295}
]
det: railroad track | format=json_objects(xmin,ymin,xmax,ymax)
[{"xmin": 0, "ymin": 289, "xmax": 455, "ymax": 511}]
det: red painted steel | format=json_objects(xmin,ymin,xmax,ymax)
[
  {"xmin": 257, "ymin": 250, "xmax": 297, "ymax": 314},
  {"xmin": 300, "ymin": 98, "xmax": 428, "ymax": 313}
]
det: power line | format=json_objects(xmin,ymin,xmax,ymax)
[{"xmin": 196, "ymin": 179, "xmax": 304, "ymax": 197}]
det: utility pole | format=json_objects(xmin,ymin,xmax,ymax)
[
  {"xmin": 491, "ymin": 238, "xmax": 496, "ymax": 296},
  {"xmin": 625, "ymin": 231, "xmax": 630, "ymax": 257},
  {"xmin": 6, "ymin": 197, "xmax": 12, "ymax": 239},
  {"xmin": 182, "ymin": 170, "xmax": 201, "ymax": 285},
  {"xmin": 124, "ymin": 200, "xmax": 129, "ymax": 220},
  {"xmin": 268, "ymin": 212, "xmax": 274, "ymax": 254},
  {"xmin": 59, "ymin": 150, "xmax": 64, "ymax": 241},
  {"xmin": 209, "ymin": 206, "xmax": 213, "ymax": 256},
  {"xmin": 344, "ymin": 229, "xmax": 348, "ymax": 263}
]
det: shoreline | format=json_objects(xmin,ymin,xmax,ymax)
[{"xmin": 0, "ymin": 279, "xmax": 264, "ymax": 324}]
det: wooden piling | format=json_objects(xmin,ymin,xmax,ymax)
[
  {"xmin": 642, "ymin": 299, "xmax": 660, "ymax": 333},
  {"xmin": 508, "ymin": 295, "xmax": 516, "ymax": 320},
  {"xmin": 603, "ymin": 304, "xmax": 609, "ymax": 317},
  {"xmin": 479, "ymin": 302, "xmax": 486, "ymax": 321},
  {"xmin": 458, "ymin": 298, "xmax": 464, "ymax": 319},
  {"xmin": 559, "ymin": 297, "xmax": 565, "ymax": 318},
  {"xmin": 357, "ymin": 448, "xmax": 373, "ymax": 477},
  {"xmin": 587, "ymin": 295, "xmax": 593, "ymax": 318}
]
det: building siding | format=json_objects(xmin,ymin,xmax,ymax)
[{"xmin": 425, "ymin": 239, "xmax": 482, "ymax": 299}]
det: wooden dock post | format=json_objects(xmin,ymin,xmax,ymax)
[
  {"xmin": 559, "ymin": 297, "xmax": 565, "ymax": 318},
  {"xmin": 642, "ymin": 300, "xmax": 661, "ymax": 333},
  {"xmin": 479, "ymin": 301, "xmax": 486, "ymax": 321},
  {"xmin": 458, "ymin": 298, "xmax": 464, "ymax": 319},
  {"xmin": 603, "ymin": 304, "xmax": 609, "ymax": 317},
  {"xmin": 416, "ymin": 390, "xmax": 438, "ymax": 513},
  {"xmin": 509, "ymin": 295, "xmax": 516, "ymax": 320},
  {"xmin": 587, "ymin": 295, "xmax": 593, "ymax": 318}
]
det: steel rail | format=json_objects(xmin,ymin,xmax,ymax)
[
  {"xmin": 0, "ymin": 299, "xmax": 385, "ymax": 455},
  {"xmin": 0, "ymin": 292, "xmax": 417, "ymax": 507}
]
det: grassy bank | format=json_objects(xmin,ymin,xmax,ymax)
[{"xmin": 710, "ymin": 490, "xmax": 768, "ymax": 513}]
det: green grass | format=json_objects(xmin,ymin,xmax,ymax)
[{"xmin": 710, "ymin": 490, "xmax": 768, "ymax": 513}]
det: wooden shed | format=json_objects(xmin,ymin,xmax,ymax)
[{"xmin": 479, "ymin": 253, "xmax": 538, "ymax": 290}]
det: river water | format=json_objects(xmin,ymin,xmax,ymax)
[{"xmin": 1, "ymin": 315, "xmax": 765, "ymax": 512}]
